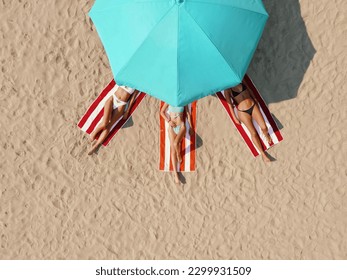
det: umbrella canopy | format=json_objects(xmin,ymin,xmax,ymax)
[{"xmin": 89, "ymin": 0, "xmax": 268, "ymax": 106}]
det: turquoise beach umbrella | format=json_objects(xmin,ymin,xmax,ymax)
[{"xmin": 89, "ymin": 0, "xmax": 268, "ymax": 106}]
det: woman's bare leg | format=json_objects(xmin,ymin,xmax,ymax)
[
  {"xmin": 174, "ymin": 125, "xmax": 186, "ymax": 163},
  {"xmin": 177, "ymin": 142, "xmax": 182, "ymax": 163},
  {"xmin": 88, "ymin": 128, "xmax": 110, "ymax": 155},
  {"xmin": 90, "ymin": 97, "xmax": 114, "ymax": 142},
  {"xmin": 238, "ymin": 110, "xmax": 270, "ymax": 162},
  {"xmin": 251, "ymin": 104, "xmax": 272, "ymax": 145},
  {"xmin": 88, "ymin": 105, "xmax": 125, "ymax": 155},
  {"xmin": 168, "ymin": 127, "xmax": 180, "ymax": 184}
]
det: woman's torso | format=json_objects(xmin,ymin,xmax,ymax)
[
  {"xmin": 229, "ymin": 83, "xmax": 254, "ymax": 110},
  {"xmin": 115, "ymin": 86, "xmax": 135, "ymax": 102},
  {"xmin": 168, "ymin": 106, "xmax": 184, "ymax": 125}
]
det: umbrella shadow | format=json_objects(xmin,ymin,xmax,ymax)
[{"xmin": 248, "ymin": 0, "xmax": 316, "ymax": 104}]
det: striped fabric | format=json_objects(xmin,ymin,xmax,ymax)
[
  {"xmin": 159, "ymin": 102, "xmax": 197, "ymax": 172},
  {"xmin": 77, "ymin": 80, "xmax": 146, "ymax": 146},
  {"xmin": 216, "ymin": 75, "xmax": 283, "ymax": 157}
]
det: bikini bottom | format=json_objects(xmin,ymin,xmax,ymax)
[
  {"xmin": 238, "ymin": 102, "xmax": 255, "ymax": 116},
  {"xmin": 112, "ymin": 94, "xmax": 127, "ymax": 110}
]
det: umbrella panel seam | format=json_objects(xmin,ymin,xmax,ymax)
[
  {"xmin": 176, "ymin": 5, "xmax": 181, "ymax": 104},
  {"xmin": 90, "ymin": 0, "xmax": 173, "ymax": 13},
  {"xmin": 183, "ymin": 7, "xmax": 241, "ymax": 82},
  {"xmin": 115, "ymin": 5, "xmax": 176, "ymax": 77},
  {"xmin": 187, "ymin": 0, "xmax": 269, "ymax": 17}
]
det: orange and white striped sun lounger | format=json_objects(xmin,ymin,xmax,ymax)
[
  {"xmin": 159, "ymin": 101, "xmax": 197, "ymax": 172},
  {"xmin": 216, "ymin": 75, "xmax": 283, "ymax": 157},
  {"xmin": 78, "ymin": 80, "xmax": 146, "ymax": 146}
]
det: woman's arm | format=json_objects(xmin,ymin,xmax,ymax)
[
  {"xmin": 123, "ymin": 90, "xmax": 139, "ymax": 119},
  {"xmin": 185, "ymin": 106, "xmax": 193, "ymax": 134},
  {"xmin": 224, "ymin": 89, "xmax": 240, "ymax": 124},
  {"xmin": 247, "ymin": 85, "xmax": 259, "ymax": 103},
  {"xmin": 160, "ymin": 103, "xmax": 170, "ymax": 122}
]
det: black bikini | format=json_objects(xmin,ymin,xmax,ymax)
[
  {"xmin": 231, "ymin": 83, "xmax": 247, "ymax": 98},
  {"xmin": 239, "ymin": 103, "xmax": 255, "ymax": 116},
  {"xmin": 231, "ymin": 83, "xmax": 255, "ymax": 116}
]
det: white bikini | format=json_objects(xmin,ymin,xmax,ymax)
[
  {"xmin": 112, "ymin": 85, "xmax": 135, "ymax": 110},
  {"xmin": 119, "ymin": 85, "xmax": 135, "ymax": 94}
]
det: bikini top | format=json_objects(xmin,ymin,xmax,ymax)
[
  {"xmin": 119, "ymin": 85, "xmax": 135, "ymax": 95},
  {"xmin": 168, "ymin": 105, "xmax": 184, "ymax": 113},
  {"xmin": 231, "ymin": 83, "xmax": 247, "ymax": 98}
]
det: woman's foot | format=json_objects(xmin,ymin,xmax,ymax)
[
  {"xmin": 174, "ymin": 172, "xmax": 180, "ymax": 185},
  {"xmin": 261, "ymin": 152, "xmax": 271, "ymax": 162},
  {"xmin": 263, "ymin": 131, "xmax": 273, "ymax": 145},
  {"xmin": 88, "ymin": 143, "xmax": 99, "ymax": 155}
]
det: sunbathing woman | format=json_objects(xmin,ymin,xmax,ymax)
[
  {"xmin": 88, "ymin": 85, "xmax": 139, "ymax": 155},
  {"xmin": 225, "ymin": 82, "xmax": 272, "ymax": 162},
  {"xmin": 160, "ymin": 103, "xmax": 193, "ymax": 184}
]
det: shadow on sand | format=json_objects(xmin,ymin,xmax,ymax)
[{"xmin": 248, "ymin": 0, "xmax": 316, "ymax": 104}]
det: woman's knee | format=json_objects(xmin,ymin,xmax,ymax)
[
  {"xmin": 170, "ymin": 146, "xmax": 176, "ymax": 154},
  {"xmin": 250, "ymin": 131, "xmax": 258, "ymax": 138},
  {"xmin": 260, "ymin": 125, "xmax": 268, "ymax": 133},
  {"xmin": 105, "ymin": 122, "xmax": 114, "ymax": 131},
  {"xmin": 99, "ymin": 122, "xmax": 107, "ymax": 130},
  {"xmin": 173, "ymin": 139, "xmax": 181, "ymax": 147}
]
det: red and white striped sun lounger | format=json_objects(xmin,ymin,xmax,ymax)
[
  {"xmin": 78, "ymin": 80, "xmax": 146, "ymax": 146},
  {"xmin": 216, "ymin": 75, "xmax": 283, "ymax": 157},
  {"xmin": 159, "ymin": 101, "xmax": 197, "ymax": 172}
]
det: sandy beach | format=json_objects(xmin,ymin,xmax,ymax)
[{"xmin": 0, "ymin": 0, "xmax": 346, "ymax": 259}]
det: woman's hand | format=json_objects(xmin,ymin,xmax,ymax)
[
  {"xmin": 189, "ymin": 127, "xmax": 194, "ymax": 136},
  {"xmin": 123, "ymin": 111, "xmax": 129, "ymax": 119},
  {"xmin": 232, "ymin": 115, "xmax": 241, "ymax": 125},
  {"xmin": 168, "ymin": 120, "xmax": 176, "ymax": 127}
]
